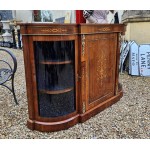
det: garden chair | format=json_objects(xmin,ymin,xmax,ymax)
[{"xmin": 0, "ymin": 48, "xmax": 18, "ymax": 104}]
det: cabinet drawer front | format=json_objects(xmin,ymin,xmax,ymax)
[{"xmin": 22, "ymin": 25, "xmax": 78, "ymax": 35}]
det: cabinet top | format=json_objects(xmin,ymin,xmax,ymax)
[{"xmin": 19, "ymin": 23, "xmax": 126, "ymax": 35}]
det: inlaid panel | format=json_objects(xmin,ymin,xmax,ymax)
[{"xmin": 88, "ymin": 34, "xmax": 117, "ymax": 104}]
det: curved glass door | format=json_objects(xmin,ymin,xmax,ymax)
[{"xmin": 34, "ymin": 41, "xmax": 75, "ymax": 117}]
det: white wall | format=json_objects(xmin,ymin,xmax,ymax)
[{"xmin": 15, "ymin": 10, "xmax": 33, "ymax": 23}]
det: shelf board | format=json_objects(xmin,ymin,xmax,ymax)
[
  {"xmin": 40, "ymin": 60, "xmax": 72, "ymax": 65},
  {"xmin": 39, "ymin": 87, "xmax": 74, "ymax": 94}
]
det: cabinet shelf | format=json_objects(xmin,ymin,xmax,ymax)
[
  {"xmin": 39, "ymin": 87, "xmax": 74, "ymax": 95},
  {"xmin": 40, "ymin": 60, "xmax": 72, "ymax": 65}
]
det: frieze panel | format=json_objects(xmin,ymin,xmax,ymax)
[{"xmin": 26, "ymin": 26, "xmax": 78, "ymax": 35}]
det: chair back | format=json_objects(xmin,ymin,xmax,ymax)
[{"xmin": 0, "ymin": 48, "xmax": 17, "ymax": 74}]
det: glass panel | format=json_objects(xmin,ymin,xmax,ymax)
[
  {"xmin": 38, "ymin": 91, "xmax": 75, "ymax": 117},
  {"xmin": 36, "ymin": 64, "xmax": 74, "ymax": 90},
  {"xmin": 34, "ymin": 41, "xmax": 74, "ymax": 62},
  {"xmin": 34, "ymin": 40, "xmax": 76, "ymax": 117}
]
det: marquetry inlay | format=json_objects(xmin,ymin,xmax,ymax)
[
  {"xmin": 98, "ymin": 27, "xmax": 111, "ymax": 32},
  {"xmin": 89, "ymin": 38, "xmax": 113, "ymax": 102},
  {"xmin": 81, "ymin": 62, "xmax": 86, "ymax": 90},
  {"xmin": 82, "ymin": 34, "xmax": 85, "ymax": 56},
  {"xmin": 41, "ymin": 28, "xmax": 67, "ymax": 33},
  {"xmin": 96, "ymin": 50, "xmax": 107, "ymax": 87},
  {"xmin": 81, "ymin": 62, "xmax": 86, "ymax": 112}
]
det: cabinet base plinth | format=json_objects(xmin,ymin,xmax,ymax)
[
  {"xmin": 27, "ymin": 114, "xmax": 79, "ymax": 132},
  {"xmin": 27, "ymin": 90, "xmax": 123, "ymax": 132},
  {"xmin": 79, "ymin": 90, "xmax": 123, "ymax": 123}
]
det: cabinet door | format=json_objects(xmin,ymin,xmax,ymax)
[
  {"xmin": 85, "ymin": 33, "xmax": 117, "ymax": 110},
  {"xmin": 29, "ymin": 36, "xmax": 78, "ymax": 119}
]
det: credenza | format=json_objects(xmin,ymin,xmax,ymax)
[{"xmin": 20, "ymin": 23, "xmax": 125, "ymax": 132}]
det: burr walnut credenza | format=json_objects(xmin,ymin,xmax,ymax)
[{"xmin": 19, "ymin": 23, "xmax": 125, "ymax": 132}]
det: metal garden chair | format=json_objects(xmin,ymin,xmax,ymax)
[{"xmin": 0, "ymin": 48, "xmax": 18, "ymax": 104}]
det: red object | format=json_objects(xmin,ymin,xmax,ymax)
[
  {"xmin": 76, "ymin": 10, "xmax": 86, "ymax": 23},
  {"xmin": 33, "ymin": 10, "xmax": 38, "ymax": 16}
]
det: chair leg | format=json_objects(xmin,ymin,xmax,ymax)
[{"xmin": 11, "ymin": 76, "xmax": 18, "ymax": 105}]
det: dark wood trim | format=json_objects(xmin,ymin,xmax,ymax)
[
  {"xmin": 22, "ymin": 28, "xmax": 35, "ymax": 121},
  {"xmin": 28, "ymin": 36, "xmax": 39, "ymax": 124}
]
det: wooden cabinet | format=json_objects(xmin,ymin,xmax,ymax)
[{"xmin": 20, "ymin": 23, "xmax": 125, "ymax": 132}]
